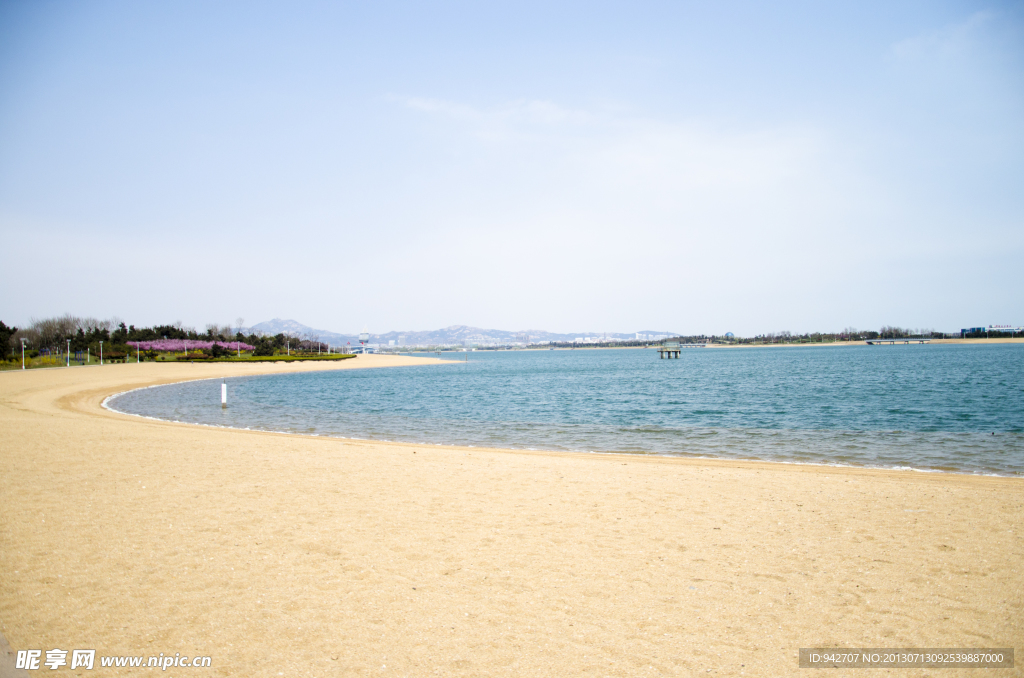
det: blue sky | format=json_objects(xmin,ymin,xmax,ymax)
[{"xmin": 1, "ymin": 1, "xmax": 1021, "ymax": 335}]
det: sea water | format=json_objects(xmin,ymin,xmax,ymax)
[{"xmin": 109, "ymin": 344, "xmax": 1024, "ymax": 476}]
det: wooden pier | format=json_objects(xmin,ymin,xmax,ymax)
[
  {"xmin": 657, "ymin": 341, "xmax": 706, "ymax": 358},
  {"xmin": 865, "ymin": 339, "xmax": 931, "ymax": 345}
]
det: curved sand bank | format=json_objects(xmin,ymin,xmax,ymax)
[{"xmin": 1, "ymin": 358, "xmax": 1021, "ymax": 677}]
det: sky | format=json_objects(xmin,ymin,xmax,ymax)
[{"xmin": 0, "ymin": 1, "xmax": 1021, "ymax": 336}]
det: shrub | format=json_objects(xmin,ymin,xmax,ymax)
[{"xmin": 252, "ymin": 339, "xmax": 275, "ymax": 357}]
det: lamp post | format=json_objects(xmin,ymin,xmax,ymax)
[
  {"xmin": 67, "ymin": 339, "xmax": 71, "ymax": 367},
  {"xmin": 99, "ymin": 341, "xmax": 103, "ymax": 366},
  {"xmin": 21, "ymin": 338, "xmax": 27, "ymax": 370}
]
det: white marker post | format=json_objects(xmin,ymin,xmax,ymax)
[
  {"xmin": 221, "ymin": 381, "xmax": 227, "ymax": 408},
  {"xmin": 99, "ymin": 341, "xmax": 103, "ymax": 366},
  {"xmin": 21, "ymin": 338, "xmax": 27, "ymax": 370},
  {"xmin": 67, "ymin": 339, "xmax": 71, "ymax": 367}
]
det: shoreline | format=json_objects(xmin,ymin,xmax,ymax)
[
  {"xmin": 102, "ymin": 381, "xmax": 1022, "ymax": 479},
  {"xmin": 2, "ymin": 357, "xmax": 1021, "ymax": 676}
]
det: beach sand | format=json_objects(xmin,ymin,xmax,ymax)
[
  {"xmin": 930, "ymin": 338, "xmax": 1024, "ymax": 344},
  {"xmin": 1, "ymin": 357, "xmax": 1021, "ymax": 677}
]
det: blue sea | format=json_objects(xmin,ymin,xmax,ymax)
[{"xmin": 108, "ymin": 344, "xmax": 1024, "ymax": 476}]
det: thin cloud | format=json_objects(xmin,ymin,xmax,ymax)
[
  {"xmin": 399, "ymin": 96, "xmax": 595, "ymax": 141},
  {"xmin": 399, "ymin": 94, "xmax": 833, "ymax": 201},
  {"xmin": 890, "ymin": 11, "xmax": 993, "ymax": 61}
]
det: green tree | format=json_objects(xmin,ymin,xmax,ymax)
[
  {"xmin": 252, "ymin": 337, "xmax": 275, "ymax": 356},
  {"xmin": 0, "ymin": 321, "xmax": 17, "ymax": 359},
  {"xmin": 110, "ymin": 322, "xmax": 128, "ymax": 344},
  {"xmin": 70, "ymin": 328, "xmax": 88, "ymax": 352}
]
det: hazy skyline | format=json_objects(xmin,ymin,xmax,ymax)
[{"xmin": 1, "ymin": 1, "xmax": 1021, "ymax": 336}]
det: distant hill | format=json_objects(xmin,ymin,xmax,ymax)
[
  {"xmin": 248, "ymin": 319, "xmax": 677, "ymax": 347},
  {"xmin": 247, "ymin": 319, "xmax": 356, "ymax": 345}
]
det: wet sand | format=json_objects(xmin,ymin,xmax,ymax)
[{"xmin": 1, "ymin": 357, "xmax": 1021, "ymax": 677}]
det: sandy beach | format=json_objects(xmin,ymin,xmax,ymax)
[{"xmin": 1, "ymin": 356, "xmax": 1021, "ymax": 677}]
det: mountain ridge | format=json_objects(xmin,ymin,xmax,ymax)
[{"xmin": 247, "ymin": 318, "xmax": 677, "ymax": 346}]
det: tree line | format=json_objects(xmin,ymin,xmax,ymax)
[
  {"xmin": 2, "ymin": 315, "xmax": 1007, "ymax": 360},
  {"xmin": 1, "ymin": 315, "xmax": 334, "ymax": 360}
]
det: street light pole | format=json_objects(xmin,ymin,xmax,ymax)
[
  {"xmin": 67, "ymin": 339, "xmax": 71, "ymax": 367},
  {"xmin": 21, "ymin": 338, "xmax": 27, "ymax": 370},
  {"xmin": 100, "ymin": 341, "xmax": 103, "ymax": 366}
]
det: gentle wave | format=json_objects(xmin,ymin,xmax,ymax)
[{"xmin": 109, "ymin": 346, "xmax": 1024, "ymax": 476}]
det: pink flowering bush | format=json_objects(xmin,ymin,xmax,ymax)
[{"xmin": 128, "ymin": 339, "xmax": 255, "ymax": 352}]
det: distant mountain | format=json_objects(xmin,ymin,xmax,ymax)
[
  {"xmin": 247, "ymin": 318, "xmax": 356, "ymax": 345},
  {"xmin": 248, "ymin": 319, "xmax": 678, "ymax": 347}
]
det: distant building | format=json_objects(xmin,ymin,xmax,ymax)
[{"xmin": 962, "ymin": 326, "xmax": 1023, "ymax": 336}]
